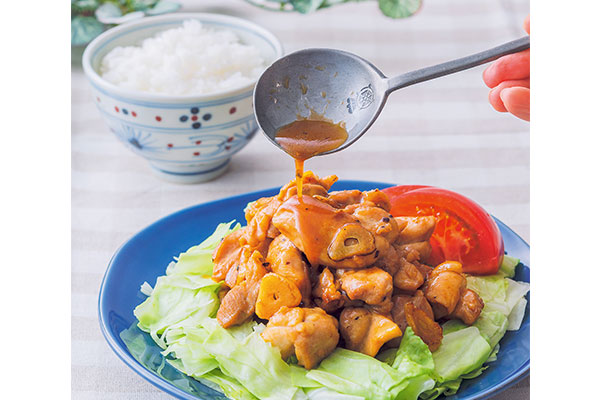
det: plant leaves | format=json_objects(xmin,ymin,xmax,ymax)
[
  {"xmin": 128, "ymin": 0, "xmax": 161, "ymax": 11},
  {"xmin": 291, "ymin": 0, "xmax": 326, "ymax": 14},
  {"xmin": 71, "ymin": 15, "xmax": 104, "ymax": 46},
  {"xmin": 71, "ymin": 0, "xmax": 101, "ymax": 14},
  {"xmin": 94, "ymin": 2, "xmax": 122, "ymax": 21},
  {"xmin": 378, "ymin": 0, "xmax": 422, "ymax": 18},
  {"xmin": 146, "ymin": 0, "xmax": 182, "ymax": 16},
  {"xmin": 96, "ymin": 3, "xmax": 146, "ymax": 24}
]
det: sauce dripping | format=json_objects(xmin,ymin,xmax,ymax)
[{"xmin": 275, "ymin": 119, "xmax": 348, "ymax": 199}]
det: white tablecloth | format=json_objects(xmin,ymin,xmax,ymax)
[{"xmin": 71, "ymin": 0, "xmax": 530, "ymax": 398}]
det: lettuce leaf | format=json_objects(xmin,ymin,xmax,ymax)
[
  {"xmin": 125, "ymin": 221, "xmax": 529, "ymax": 400},
  {"xmin": 133, "ymin": 222, "xmax": 239, "ymax": 347},
  {"xmin": 201, "ymin": 319, "xmax": 303, "ymax": 400},
  {"xmin": 507, "ymin": 297, "xmax": 528, "ymax": 331},
  {"xmin": 304, "ymin": 388, "xmax": 364, "ymax": 400},
  {"xmin": 498, "ymin": 255, "xmax": 520, "ymax": 278},
  {"xmin": 467, "ymin": 274, "xmax": 530, "ymax": 326},
  {"xmin": 390, "ymin": 327, "xmax": 436, "ymax": 399},
  {"xmin": 473, "ymin": 310, "xmax": 509, "ymax": 348},
  {"xmin": 306, "ymin": 329, "xmax": 436, "ymax": 400},
  {"xmin": 432, "ymin": 327, "xmax": 491, "ymax": 382},
  {"xmin": 306, "ymin": 349, "xmax": 405, "ymax": 400}
]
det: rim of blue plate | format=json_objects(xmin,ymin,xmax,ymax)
[{"xmin": 98, "ymin": 180, "xmax": 530, "ymax": 400}]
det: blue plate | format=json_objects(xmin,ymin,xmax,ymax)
[{"xmin": 99, "ymin": 180, "xmax": 530, "ymax": 400}]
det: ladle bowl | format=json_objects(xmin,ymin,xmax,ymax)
[{"xmin": 254, "ymin": 37, "xmax": 529, "ymax": 156}]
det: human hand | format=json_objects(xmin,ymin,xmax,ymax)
[{"xmin": 483, "ymin": 15, "xmax": 530, "ymax": 121}]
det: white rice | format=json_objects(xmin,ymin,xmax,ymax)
[{"xmin": 99, "ymin": 20, "xmax": 266, "ymax": 96}]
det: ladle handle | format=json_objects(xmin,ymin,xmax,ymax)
[{"xmin": 386, "ymin": 36, "xmax": 530, "ymax": 92}]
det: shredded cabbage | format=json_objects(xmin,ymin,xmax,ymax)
[{"xmin": 122, "ymin": 222, "xmax": 529, "ymax": 400}]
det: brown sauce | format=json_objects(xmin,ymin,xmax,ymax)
[
  {"xmin": 276, "ymin": 196, "xmax": 353, "ymax": 266},
  {"xmin": 275, "ymin": 119, "xmax": 348, "ymax": 198}
]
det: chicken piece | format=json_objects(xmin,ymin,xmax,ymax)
[
  {"xmin": 217, "ymin": 250, "xmax": 267, "ymax": 328},
  {"xmin": 272, "ymin": 196, "xmax": 382, "ymax": 269},
  {"xmin": 391, "ymin": 290, "xmax": 434, "ymax": 332},
  {"xmin": 449, "ymin": 289, "xmax": 484, "ymax": 325},
  {"xmin": 339, "ymin": 308, "xmax": 402, "ymax": 357},
  {"xmin": 312, "ymin": 268, "xmax": 344, "ymax": 313},
  {"xmin": 415, "ymin": 262, "xmax": 433, "ymax": 279},
  {"xmin": 325, "ymin": 190, "xmax": 364, "ymax": 208},
  {"xmin": 396, "ymin": 241, "xmax": 433, "ymax": 263},
  {"xmin": 405, "ymin": 303, "xmax": 443, "ymax": 352},
  {"xmin": 373, "ymin": 241, "xmax": 401, "ymax": 277},
  {"xmin": 352, "ymin": 206, "xmax": 399, "ymax": 243},
  {"xmin": 255, "ymin": 273, "xmax": 302, "ymax": 319},
  {"xmin": 212, "ymin": 228, "xmax": 245, "ymax": 284},
  {"xmin": 424, "ymin": 261, "xmax": 467, "ymax": 319},
  {"xmin": 277, "ymin": 172, "xmax": 338, "ymax": 202},
  {"xmin": 337, "ymin": 267, "xmax": 393, "ymax": 308},
  {"xmin": 242, "ymin": 196, "xmax": 282, "ymax": 249},
  {"xmin": 394, "ymin": 216, "xmax": 437, "ymax": 245},
  {"xmin": 391, "ymin": 294, "xmax": 411, "ymax": 333},
  {"xmin": 360, "ymin": 189, "xmax": 392, "ymax": 212},
  {"xmin": 393, "ymin": 259, "xmax": 425, "ymax": 292},
  {"xmin": 266, "ymin": 235, "xmax": 312, "ymax": 304},
  {"xmin": 220, "ymin": 238, "xmax": 271, "ymax": 289},
  {"xmin": 261, "ymin": 307, "xmax": 339, "ymax": 369}
]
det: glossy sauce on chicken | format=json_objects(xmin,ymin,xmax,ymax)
[
  {"xmin": 211, "ymin": 172, "xmax": 485, "ymax": 368},
  {"xmin": 275, "ymin": 120, "xmax": 348, "ymax": 199},
  {"xmin": 273, "ymin": 195, "xmax": 371, "ymax": 267}
]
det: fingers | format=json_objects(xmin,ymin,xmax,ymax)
[
  {"xmin": 488, "ymin": 79, "xmax": 530, "ymax": 112},
  {"xmin": 483, "ymin": 50, "xmax": 530, "ymax": 88},
  {"xmin": 484, "ymin": 14, "xmax": 530, "ymax": 121},
  {"xmin": 500, "ymin": 87, "xmax": 530, "ymax": 121}
]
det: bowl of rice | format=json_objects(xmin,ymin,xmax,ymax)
[{"xmin": 82, "ymin": 13, "xmax": 283, "ymax": 183}]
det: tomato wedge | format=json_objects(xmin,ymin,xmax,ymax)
[{"xmin": 383, "ymin": 185, "xmax": 504, "ymax": 275}]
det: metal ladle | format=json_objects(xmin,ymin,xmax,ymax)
[{"xmin": 254, "ymin": 36, "xmax": 529, "ymax": 155}]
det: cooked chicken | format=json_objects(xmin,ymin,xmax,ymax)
[
  {"xmin": 393, "ymin": 259, "xmax": 425, "ymax": 292},
  {"xmin": 212, "ymin": 228, "xmax": 245, "ymax": 284},
  {"xmin": 352, "ymin": 206, "xmax": 399, "ymax": 243},
  {"xmin": 324, "ymin": 190, "xmax": 363, "ymax": 208},
  {"xmin": 266, "ymin": 235, "xmax": 312, "ymax": 304},
  {"xmin": 212, "ymin": 176, "xmax": 486, "ymax": 364},
  {"xmin": 404, "ymin": 302, "xmax": 443, "ymax": 352},
  {"xmin": 217, "ymin": 250, "xmax": 267, "ymax": 328},
  {"xmin": 360, "ymin": 189, "xmax": 392, "ymax": 212},
  {"xmin": 394, "ymin": 216, "xmax": 437, "ymax": 244},
  {"xmin": 272, "ymin": 196, "xmax": 382, "ymax": 269},
  {"xmin": 312, "ymin": 268, "xmax": 344, "ymax": 313},
  {"xmin": 373, "ymin": 242, "xmax": 401, "ymax": 276},
  {"xmin": 449, "ymin": 288, "xmax": 484, "ymax": 325},
  {"xmin": 339, "ymin": 307, "xmax": 402, "ymax": 357},
  {"xmin": 277, "ymin": 172, "xmax": 337, "ymax": 202},
  {"xmin": 391, "ymin": 290, "xmax": 434, "ymax": 333},
  {"xmin": 424, "ymin": 261, "xmax": 467, "ymax": 319},
  {"xmin": 242, "ymin": 196, "xmax": 282, "ymax": 248},
  {"xmin": 261, "ymin": 307, "xmax": 339, "ymax": 369},
  {"xmin": 396, "ymin": 241, "xmax": 433, "ymax": 263},
  {"xmin": 337, "ymin": 267, "xmax": 393, "ymax": 309}
]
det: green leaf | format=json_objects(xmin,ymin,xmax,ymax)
[
  {"xmin": 306, "ymin": 348, "xmax": 410, "ymax": 400},
  {"xmin": 378, "ymin": 0, "xmax": 422, "ymax": 18},
  {"xmin": 71, "ymin": 16, "xmax": 104, "ymax": 46},
  {"xmin": 146, "ymin": 0, "xmax": 182, "ymax": 15},
  {"xmin": 72, "ymin": 0, "xmax": 101, "ymax": 14},
  {"xmin": 291, "ymin": 0, "xmax": 326, "ymax": 14},
  {"xmin": 432, "ymin": 327, "xmax": 491, "ymax": 382},
  {"xmin": 498, "ymin": 255, "xmax": 520, "ymax": 278}
]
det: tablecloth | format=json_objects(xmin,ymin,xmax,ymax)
[{"xmin": 71, "ymin": 0, "xmax": 530, "ymax": 398}]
